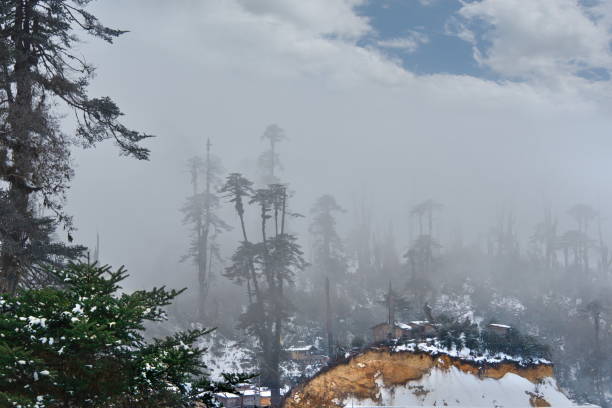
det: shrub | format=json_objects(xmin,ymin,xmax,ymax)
[{"xmin": 0, "ymin": 263, "xmax": 248, "ymax": 407}]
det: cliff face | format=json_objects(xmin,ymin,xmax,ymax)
[{"xmin": 282, "ymin": 349, "xmax": 573, "ymax": 407}]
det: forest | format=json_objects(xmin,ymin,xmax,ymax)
[{"xmin": 0, "ymin": 1, "xmax": 611, "ymax": 408}]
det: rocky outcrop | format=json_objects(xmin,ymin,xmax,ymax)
[{"xmin": 282, "ymin": 347, "xmax": 573, "ymax": 407}]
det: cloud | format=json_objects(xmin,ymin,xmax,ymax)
[
  {"xmin": 456, "ymin": 0, "xmax": 612, "ymax": 82},
  {"xmin": 235, "ymin": 0, "xmax": 370, "ymax": 39},
  {"xmin": 68, "ymin": 0, "xmax": 612, "ymax": 286},
  {"xmin": 377, "ymin": 31, "xmax": 429, "ymax": 53},
  {"xmin": 146, "ymin": 0, "xmax": 410, "ymax": 86}
]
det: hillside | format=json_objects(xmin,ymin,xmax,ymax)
[{"xmin": 282, "ymin": 345, "xmax": 574, "ymax": 407}]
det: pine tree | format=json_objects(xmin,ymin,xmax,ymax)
[
  {"xmin": 0, "ymin": 262, "xmax": 248, "ymax": 407},
  {"xmin": 222, "ymin": 176, "xmax": 306, "ymax": 408},
  {"xmin": 309, "ymin": 194, "xmax": 346, "ymax": 286},
  {"xmin": 257, "ymin": 124, "xmax": 285, "ymax": 185},
  {"xmin": 0, "ymin": 1, "xmax": 152, "ymax": 294},
  {"xmin": 181, "ymin": 139, "xmax": 229, "ymax": 322}
]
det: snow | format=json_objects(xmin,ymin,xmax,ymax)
[
  {"xmin": 215, "ymin": 392, "xmax": 239, "ymax": 398},
  {"xmin": 489, "ymin": 323, "xmax": 511, "ymax": 329},
  {"xmin": 434, "ymin": 294, "xmax": 475, "ymax": 322},
  {"xmin": 410, "ymin": 320, "xmax": 431, "ymax": 325},
  {"xmin": 392, "ymin": 339, "xmax": 550, "ymax": 366},
  {"xmin": 341, "ymin": 366, "xmax": 574, "ymax": 407},
  {"xmin": 286, "ymin": 345, "xmax": 316, "ymax": 352},
  {"xmin": 241, "ymin": 389, "xmax": 258, "ymax": 396},
  {"xmin": 197, "ymin": 332, "xmax": 255, "ymax": 381},
  {"xmin": 396, "ymin": 322, "xmax": 412, "ymax": 330},
  {"xmin": 491, "ymin": 294, "xmax": 526, "ymax": 316}
]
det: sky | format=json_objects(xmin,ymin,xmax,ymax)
[{"xmin": 63, "ymin": 0, "xmax": 612, "ymax": 289}]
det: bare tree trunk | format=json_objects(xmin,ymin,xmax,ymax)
[
  {"xmin": 387, "ymin": 281, "xmax": 394, "ymax": 339},
  {"xmin": 326, "ymin": 277, "xmax": 334, "ymax": 357},
  {"xmin": 198, "ymin": 139, "xmax": 212, "ymax": 322},
  {"xmin": 0, "ymin": 0, "xmax": 35, "ymax": 294}
]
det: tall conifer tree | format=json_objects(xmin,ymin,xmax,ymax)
[
  {"xmin": 0, "ymin": 0, "xmax": 152, "ymax": 293},
  {"xmin": 181, "ymin": 139, "xmax": 228, "ymax": 322}
]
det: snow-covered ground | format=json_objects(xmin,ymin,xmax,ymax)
[
  {"xmin": 198, "ymin": 331, "xmax": 256, "ymax": 381},
  {"xmin": 393, "ymin": 339, "xmax": 550, "ymax": 366},
  {"xmin": 198, "ymin": 331, "xmax": 326, "ymax": 386},
  {"xmin": 341, "ymin": 366, "xmax": 574, "ymax": 407}
]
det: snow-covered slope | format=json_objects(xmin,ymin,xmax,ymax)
[
  {"xmin": 283, "ymin": 347, "xmax": 574, "ymax": 407},
  {"xmin": 197, "ymin": 331, "xmax": 256, "ymax": 381},
  {"xmin": 343, "ymin": 366, "xmax": 572, "ymax": 407}
]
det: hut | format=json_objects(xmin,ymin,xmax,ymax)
[
  {"xmin": 286, "ymin": 345, "xmax": 318, "ymax": 361},
  {"xmin": 259, "ymin": 388, "xmax": 271, "ymax": 407},
  {"xmin": 409, "ymin": 320, "xmax": 438, "ymax": 337},
  {"xmin": 214, "ymin": 392, "xmax": 241, "ymax": 408},
  {"xmin": 371, "ymin": 322, "xmax": 413, "ymax": 342},
  {"xmin": 487, "ymin": 323, "xmax": 511, "ymax": 336}
]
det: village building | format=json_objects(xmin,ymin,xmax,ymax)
[
  {"xmin": 409, "ymin": 320, "xmax": 438, "ymax": 337},
  {"xmin": 285, "ymin": 344, "xmax": 329, "ymax": 365},
  {"xmin": 371, "ymin": 322, "xmax": 413, "ymax": 342},
  {"xmin": 371, "ymin": 320, "xmax": 440, "ymax": 343},
  {"xmin": 214, "ymin": 392, "xmax": 241, "ymax": 408},
  {"xmin": 214, "ymin": 386, "xmax": 271, "ymax": 408},
  {"xmin": 286, "ymin": 344, "xmax": 317, "ymax": 360},
  {"xmin": 240, "ymin": 388, "xmax": 261, "ymax": 407},
  {"xmin": 259, "ymin": 388, "xmax": 271, "ymax": 407},
  {"xmin": 487, "ymin": 323, "xmax": 511, "ymax": 336}
]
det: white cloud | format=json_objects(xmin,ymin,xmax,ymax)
[
  {"xmin": 150, "ymin": 0, "xmax": 410, "ymax": 86},
  {"xmin": 377, "ymin": 31, "xmax": 429, "ymax": 53},
  {"xmin": 69, "ymin": 0, "xmax": 612, "ymax": 284},
  {"xmin": 457, "ymin": 0, "xmax": 612, "ymax": 81},
  {"xmin": 236, "ymin": 0, "xmax": 370, "ymax": 39}
]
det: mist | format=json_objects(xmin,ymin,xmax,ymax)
[
  {"xmin": 66, "ymin": 1, "xmax": 612, "ymax": 290},
  {"xmin": 2, "ymin": 1, "xmax": 612, "ymax": 407}
]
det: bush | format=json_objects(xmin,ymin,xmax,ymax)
[
  {"xmin": 417, "ymin": 316, "xmax": 550, "ymax": 362},
  {"xmin": 0, "ymin": 263, "xmax": 249, "ymax": 407}
]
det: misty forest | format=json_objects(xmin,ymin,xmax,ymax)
[{"xmin": 0, "ymin": 1, "xmax": 611, "ymax": 408}]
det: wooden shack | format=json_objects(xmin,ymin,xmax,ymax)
[
  {"xmin": 214, "ymin": 392, "xmax": 241, "ymax": 408},
  {"xmin": 286, "ymin": 345, "xmax": 318, "ymax": 361},
  {"xmin": 409, "ymin": 320, "xmax": 437, "ymax": 337},
  {"xmin": 259, "ymin": 388, "xmax": 271, "ymax": 407},
  {"xmin": 216, "ymin": 386, "xmax": 271, "ymax": 408},
  {"xmin": 371, "ymin": 322, "xmax": 413, "ymax": 342},
  {"xmin": 487, "ymin": 323, "xmax": 511, "ymax": 336},
  {"xmin": 240, "ymin": 388, "xmax": 262, "ymax": 407}
]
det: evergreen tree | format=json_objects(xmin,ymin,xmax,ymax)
[
  {"xmin": 346, "ymin": 197, "xmax": 374, "ymax": 283},
  {"xmin": 567, "ymin": 204, "xmax": 597, "ymax": 273},
  {"xmin": 372, "ymin": 224, "xmax": 402, "ymax": 283},
  {"xmin": 309, "ymin": 194, "xmax": 346, "ymax": 286},
  {"xmin": 405, "ymin": 199, "xmax": 443, "ymax": 313},
  {"xmin": 222, "ymin": 176, "xmax": 306, "ymax": 407},
  {"xmin": 0, "ymin": 1, "xmax": 152, "ymax": 294},
  {"xmin": 0, "ymin": 262, "xmax": 248, "ymax": 407},
  {"xmin": 257, "ymin": 124, "xmax": 285, "ymax": 185},
  {"xmin": 181, "ymin": 139, "xmax": 229, "ymax": 322}
]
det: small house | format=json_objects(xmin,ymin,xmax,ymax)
[
  {"xmin": 240, "ymin": 388, "xmax": 261, "ymax": 408},
  {"xmin": 487, "ymin": 323, "xmax": 511, "ymax": 336},
  {"xmin": 216, "ymin": 386, "xmax": 272, "ymax": 408},
  {"xmin": 409, "ymin": 320, "xmax": 437, "ymax": 337},
  {"xmin": 214, "ymin": 392, "xmax": 241, "ymax": 408},
  {"xmin": 259, "ymin": 388, "xmax": 271, "ymax": 407},
  {"xmin": 371, "ymin": 322, "xmax": 413, "ymax": 343},
  {"xmin": 286, "ymin": 344, "xmax": 318, "ymax": 361},
  {"xmin": 286, "ymin": 344, "xmax": 330, "ymax": 365}
]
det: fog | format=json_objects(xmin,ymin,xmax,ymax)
[
  {"xmin": 0, "ymin": 0, "xmax": 611, "ymax": 406},
  {"xmin": 64, "ymin": 1, "xmax": 612, "ymax": 292}
]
